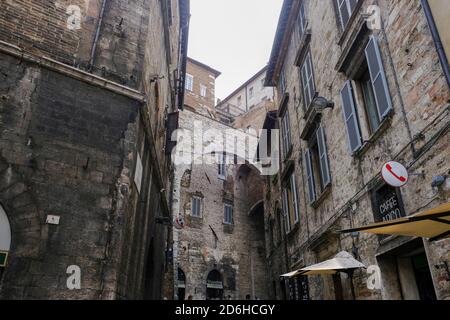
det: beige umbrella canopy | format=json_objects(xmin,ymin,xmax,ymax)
[
  {"xmin": 280, "ymin": 270, "xmax": 302, "ymax": 278},
  {"xmin": 340, "ymin": 202, "xmax": 450, "ymax": 241},
  {"xmin": 299, "ymin": 251, "xmax": 365, "ymax": 276},
  {"xmin": 279, "ymin": 252, "xmax": 365, "ymax": 299}
]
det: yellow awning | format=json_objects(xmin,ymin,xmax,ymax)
[{"xmin": 341, "ymin": 202, "xmax": 450, "ymax": 241}]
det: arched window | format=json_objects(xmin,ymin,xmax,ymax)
[
  {"xmin": 0, "ymin": 204, "xmax": 11, "ymax": 279},
  {"xmin": 206, "ymin": 270, "xmax": 223, "ymax": 300},
  {"xmin": 177, "ymin": 268, "xmax": 186, "ymax": 300}
]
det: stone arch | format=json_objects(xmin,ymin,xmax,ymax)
[
  {"xmin": 248, "ymin": 200, "xmax": 264, "ymax": 216},
  {"xmin": 235, "ymin": 164, "xmax": 264, "ymax": 211},
  {"xmin": 177, "ymin": 267, "xmax": 186, "ymax": 300},
  {"xmin": 0, "ymin": 158, "xmax": 43, "ymax": 256},
  {"xmin": 206, "ymin": 269, "xmax": 223, "ymax": 300},
  {"xmin": 0, "ymin": 157, "xmax": 43, "ymax": 297},
  {"xmin": 0, "ymin": 204, "xmax": 11, "ymax": 253}
]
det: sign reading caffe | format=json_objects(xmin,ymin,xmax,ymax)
[{"xmin": 371, "ymin": 184, "xmax": 406, "ymax": 223}]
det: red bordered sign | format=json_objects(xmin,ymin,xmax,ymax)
[{"xmin": 381, "ymin": 161, "xmax": 409, "ymax": 188}]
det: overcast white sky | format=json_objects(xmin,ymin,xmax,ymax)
[{"xmin": 187, "ymin": 0, "xmax": 283, "ymax": 101}]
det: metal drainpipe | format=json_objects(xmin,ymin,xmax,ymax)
[
  {"xmin": 89, "ymin": 0, "xmax": 107, "ymax": 72},
  {"xmin": 420, "ymin": 0, "xmax": 450, "ymax": 89}
]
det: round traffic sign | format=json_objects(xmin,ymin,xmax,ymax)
[{"xmin": 381, "ymin": 161, "xmax": 409, "ymax": 188}]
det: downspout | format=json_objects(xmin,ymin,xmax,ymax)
[
  {"xmin": 89, "ymin": 0, "xmax": 107, "ymax": 72},
  {"xmin": 420, "ymin": 0, "xmax": 450, "ymax": 89}
]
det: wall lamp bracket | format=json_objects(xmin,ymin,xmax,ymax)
[{"xmin": 313, "ymin": 96, "xmax": 335, "ymax": 111}]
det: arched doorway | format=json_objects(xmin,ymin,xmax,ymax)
[
  {"xmin": 206, "ymin": 270, "xmax": 223, "ymax": 300},
  {"xmin": 177, "ymin": 268, "xmax": 186, "ymax": 300},
  {"xmin": 0, "ymin": 204, "xmax": 11, "ymax": 280}
]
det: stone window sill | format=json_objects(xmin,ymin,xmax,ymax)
[
  {"xmin": 294, "ymin": 31, "xmax": 312, "ymax": 67},
  {"xmin": 310, "ymin": 184, "xmax": 332, "ymax": 209},
  {"xmin": 286, "ymin": 222, "xmax": 300, "ymax": 238},
  {"xmin": 353, "ymin": 112, "xmax": 393, "ymax": 159}
]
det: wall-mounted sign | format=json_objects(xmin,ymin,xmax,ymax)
[
  {"xmin": 372, "ymin": 184, "xmax": 406, "ymax": 223},
  {"xmin": 381, "ymin": 161, "xmax": 409, "ymax": 188},
  {"xmin": 0, "ymin": 251, "xmax": 8, "ymax": 267},
  {"xmin": 174, "ymin": 215, "xmax": 185, "ymax": 230},
  {"xmin": 46, "ymin": 215, "xmax": 61, "ymax": 225},
  {"xmin": 134, "ymin": 152, "xmax": 143, "ymax": 194},
  {"xmin": 206, "ymin": 280, "xmax": 223, "ymax": 289}
]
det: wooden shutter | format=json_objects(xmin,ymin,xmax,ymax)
[
  {"xmin": 340, "ymin": 81, "xmax": 362, "ymax": 154},
  {"xmin": 349, "ymin": 0, "xmax": 358, "ymax": 11},
  {"xmin": 316, "ymin": 126, "xmax": 331, "ymax": 187},
  {"xmin": 336, "ymin": 0, "xmax": 350, "ymax": 29},
  {"xmin": 282, "ymin": 188, "xmax": 291, "ymax": 233},
  {"xmin": 290, "ymin": 175, "xmax": 300, "ymax": 224},
  {"xmin": 282, "ymin": 112, "xmax": 291, "ymax": 158},
  {"xmin": 165, "ymin": 112, "xmax": 179, "ymax": 155},
  {"xmin": 365, "ymin": 35, "xmax": 393, "ymax": 120},
  {"xmin": 305, "ymin": 149, "xmax": 316, "ymax": 204}
]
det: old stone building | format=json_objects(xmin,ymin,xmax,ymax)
[
  {"xmin": 216, "ymin": 66, "xmax": 276, "ymax": 118},
  {"xmin": 264, "ymin": 0, "xmax": 450, "ymax": 300},
  {"xmin": 168, "ymin": 59, "xmax": 276, "ymax": 300},
  {"xmin": 0, "ymin": 0, "xmax": 190, "ymax": 299}
]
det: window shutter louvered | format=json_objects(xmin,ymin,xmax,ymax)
[
  {"xmin": 340, "ymin": 81, "xmax": 362, "ymax": 154},
  {"xmin": 282, "ymin": 112, "xmax": 291, "ymax": 158},
  {"xmin": 282, "ymin": 189, "xmax": 290, "ymax": 233},
  {"xmin": 365, "ymin": 35, "xmax": 393, "ymax": 120},
  {"xmin": 305, "ymin": 149, "xmax": 316, "ymax": 204},
  {"xmin": 290, "ymin": 175, "xmax": 300, "ymax": 224},
  {"xmin": 316, "ymin": 126, "xmax": 331, "ymax": 187},
  {"xmin": 336, "ymin": 0, "xmax": 350, "ymax": 29}
]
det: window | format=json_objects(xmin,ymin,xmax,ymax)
[
  {"xmin": 191, "ymin": 196, "xmax": 202, "ymax": 217},
  {"xmin": 281, "ymin": 110, "xmax": 292, "ymax": 159},
  {"xmin": 185, "ymin": 74, "xmax": 194, "ymax": 91},
  {"xmin": 360, "ymin": 64, "xmax": 380, "ymax": 134},
  {"xmin": 282, "ymin": 173, "xmax": 300, "ymax": 233},
  {"xmin": 335, "ymin": 0, "xmax": 358, "ymax": 30},
  {"xmin": 305, "ymin": 126, "xmax": 331, "ymax": 204},
  {"xmin": 261, "ymin": 78, "xmax": 266, "ymax": 87},
  {"xmin": 237, "ymin": 96, "xmax": 242, "ymax": 106},
  {"xmin": 200, "ymin": 84, "xmax": 207, "ymax": 97},
  {"xmin": 218, "ymin": 153, "xmax": 226, "ymax": 179},
  {"xmin": 224, "ymin": 204, "xmax": 234, "ymax": 225},
  {"xmin": 296, "ymin": 1, "xmax": 308, "ymax": 41},
  {"xmin": 249, "ymin": 87, "xmax": 254, "ymax": 98},
  {"xmin": 300, "ymin": 50, "xmax": 315, "ymax": 110},
  {"xmin": 339, "ymin": 35, "xmax": 393, "ymax": 154}
]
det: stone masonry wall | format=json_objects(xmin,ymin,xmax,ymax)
[
  {"xmin": 266, "ymin": 0, "xmax": 450, "ymax": 300},
  {"xmin": 172, "ymin": 109, "xmax": 269, "ymax": 300}
]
